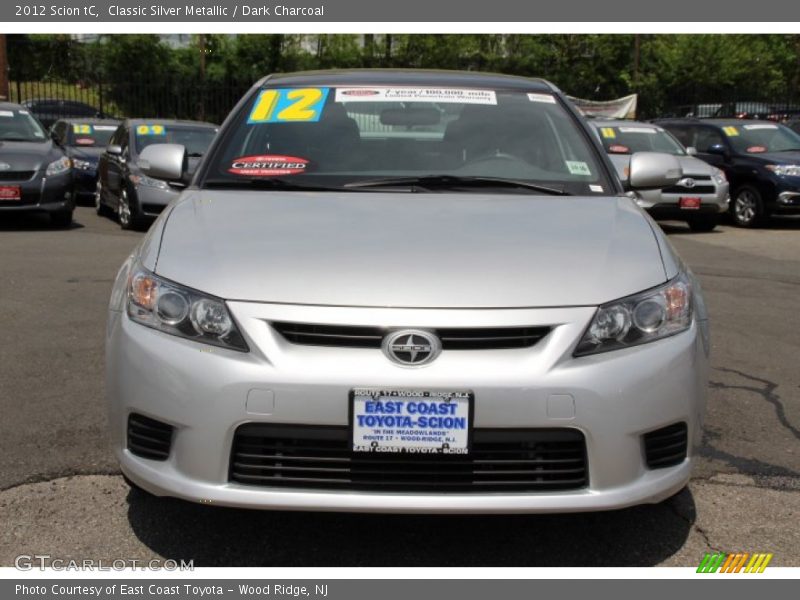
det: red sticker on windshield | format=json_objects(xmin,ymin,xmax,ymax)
[
  {"xmin": 75, "ymin": 137, "xmax": 95, "ymax": 145},
  {"xmin": 746, "ymin": 145, "xmax": 767, "ymax": 153},
  {"xmin": 228, "ymin": 155, "xmax": 309, "ymax": 177},
  {"xmin": 608, "ymin": 144, "xmax": 630, "ymax": 154}
]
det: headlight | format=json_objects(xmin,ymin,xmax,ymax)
[
  {"xmin": 72, "ymin": 159, "xmax": 95, "ymax": 171},
  {"xmin": 129, "ymin": 173, "xmax": 169, "ymax": 190},
  {"xmin": 766, "ymin": 164, "xmax": 800, "ymax": 177},
  {"xmin": 711, "ymin": 167, "xmax": 727, "ymax": 185},
  {"xmin": 127, "ymin": 266, "xmax": 248, "ymax": 352},
  {"xmin": 574, "ymin": 272, "xmax": 693, "ymax": 356},
  {"xmin": 45, "ymin": 156, "xmax": 71, "ymax": 176}
]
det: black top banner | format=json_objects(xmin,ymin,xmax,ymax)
[{"xmin": 4, "ymin": 0, "xmax": 800, "ymax": 22}]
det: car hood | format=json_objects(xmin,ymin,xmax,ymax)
[
  {"xmin": 0, "ymin": 140, "xmax": 60, "ymax": 171},
  {"xmin": 153, "ymin": 191, "xmax": 668, "ymax": 308},
  {"xmin": 607, "ymin": 153, "xmax": 711, "ymax": 180},
  {"xmin": 750, "ymin": 151, "xmax": 800, "ymax": 164}
]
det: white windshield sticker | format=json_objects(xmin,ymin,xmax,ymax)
[
  {"xmin": 335, "ymin": 87, "xmax": 497, "ymax": 105},
  {"xmin": 93, "ymin": 125, "xmax": 117, "ymax": 131},
  {"xmin": 743, "ymin": 124, "xmax": 778, "ymax": 130},
  {"xmin": 589, "ymin": 184, "xmax": 604, "ymax": 192},
  {"xmin": 618, "ymin": 127, "xmax": 657, "ymax": 134},
  {"xmin": 527, "ymin": 93, "xmax": 556, "ymax": 104},
  {"xmin": 566, "ymin": 161, "xmax": 592, "ymax": 176},
  {"xmin": 0, "ymin": 110, "xmax": 14, "ymax": 118},
  {"xmin": 18, "ymin": 110, "xmax": 29, "ymax": 115}
]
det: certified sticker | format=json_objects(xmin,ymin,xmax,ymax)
[
  {"xmin": 228, "ymin": 155, "xmax": 309, "ymax": 177},
  {"xmin": 608, "ymin": 144, "xmax": 630, "ymax": 153},
  {"xmin": 75, "ymin": 137, "xmax": 96, "ymax": 145},
  {"xmin": 746, "ymin": 145, "xmax": 768, "ymax": 153}
]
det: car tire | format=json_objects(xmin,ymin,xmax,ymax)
[
  {"xmin": 50, "ymin": 209, "xmax": 73, "ymax": 229},
  {"xmin": 118, "ymin": 188, "xmax": 146, "ymax": 231},
  {"xmin": 95, "ymin": 181, "xmax": 112, "ymax": 217},
  {"xmin": 731, "ymin": 185, "xmax": 767, "ymax": 228},
  {"xmin": 687, "ymin": 214, "xmax": 718, "ymax": 232}
]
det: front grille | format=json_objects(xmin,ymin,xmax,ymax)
[
  {"xmin": 0, "ymin": 171, "xmax": 35, "ymax": 181},
  {"xmin": 230, "ymin": 424, "xmax": 588, "ymax": 492},
  {"xmin": 643, "ymin": 422, "xmax": 688, "ymax": 469},
  {"xmin": 127, "ymin": 413, "xmax": 174, "ymax": 461},
  {"xmin": 271, "ymin": 322, "xmax": 551, "ymax": 351}
]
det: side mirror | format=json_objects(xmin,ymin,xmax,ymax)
[
  {"xmin": 706, "ymin": 144, "xmax": 729, "ymax": 158},
  {"xmin": 107, "ymin": 144, "xmax": 123, "ymax": 156},
  {"xmin": 685, "ymin": 146, "xmax": 698, "ymax": 156},
  {"xmin": 628, "ymin": 152, "xmax": 683, "ymax": 190},
  {"xmin": 138, "ymin": 143, "xmax": 186, "ymax": 182}
]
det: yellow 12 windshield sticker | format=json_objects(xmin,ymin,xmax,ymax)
[
  {"xmin": 723, "ymin": 126, "xmax": 739, "ymax": 136},
  {"xmin": 136, "ymin": 125, "xmax": 166, "ymax": 136},
  {"xmin": 247, "ymin": 88, "xmax": 330, "ymax": 124},
  {"xmin": 600, "ymin": 127, "xmax": 616, "ymax": 139},
  {"xmin": 72, "ymin": 124, "xmax": 93, "ymax": 134}
]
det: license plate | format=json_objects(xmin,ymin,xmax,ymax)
[
  {"xmin": 0, "ymin": 185, "xmax": 21, "ymax": 201},
  {"xmin": 351, "ymin": 389, "xmax": 472, "ymax": 454},
  {"xmin": 679, "ymin": 196, "xmax": 702, "ymax": 209}
]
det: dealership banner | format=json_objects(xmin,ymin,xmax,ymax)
[
  {"xmin": 4, "ymin": 0, "xmax": 800, "ymax": 22},
  {"xmin": 567, "ymin": 94, "xmax": 638, "ymax": 119}
]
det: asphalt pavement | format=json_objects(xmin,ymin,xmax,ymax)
[{"xmin": 0, "ymin": 207, "xmax": 798, "ymax": 567}]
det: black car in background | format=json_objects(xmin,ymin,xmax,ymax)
[
  {"xmin": 0, "ymin": 101, "xmax": 74, "ymax": 227},
  {"xmin": 21, "ymin": 99, "xmax": 103, "ymax": 130},
  {"xmin": 96, "ymin": 119, "xmax": 218, "ymax": 230},
  {"xmin": 50, "ymin": 118, "xmax": 120, "ymax": 204},
  {"xmin": 656, "ymin": 118, "xmax": 800, "ymax": 227},
  {"xmin": 713, "ymin": 101, "xmax": 775, "ymax": 120}
]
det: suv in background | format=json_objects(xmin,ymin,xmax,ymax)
[
  {"xmin": 21, "ymin": 99, "xmax": 102, "ymax": 129},
  {"xmin": 713, "ymin": 102, "xmax": 774, "ymax": 120},
  {"xmin": 656, "ymin": 118, "xmax": 800, "ymax": 226},
  {"xmin": 591, "ymin": 119, "xmax": 728, "ymax": 231}
]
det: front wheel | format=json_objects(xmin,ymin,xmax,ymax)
[
  {"xmin": 118, "ymin": 188, "xmax": 146, "ymax": 231},
  {"xmin": 95, "ymin": 181, "xmax": 112, "ymax": 217},
  {"xmin": 687, "ymin": 214, "xmax": 718, "ymax": 232},
  {"xmin": 731, "ymin": 185, "xmax": 766, "ymax": 228}
]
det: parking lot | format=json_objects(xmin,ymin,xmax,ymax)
[{"xmin": 0, "ymin": 206, "xmax": 798, "ymax": 567}]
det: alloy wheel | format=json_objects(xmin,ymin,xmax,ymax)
[
  {"xmin": 734, "ymin": 189, "xmax": 757, "ymax": 225},
  {"xmin": 118, "ymin": 191, "xmax": 131, "ymax": 227}
]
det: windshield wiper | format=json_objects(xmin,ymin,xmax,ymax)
[
  {"xmin": 343, "ymin": 175, "xmax": 571, "ymax": 195},
  {"xmin": 0, "ymin": 137, "xmax": 37, "ymax": 142},
  {"xmin": 203, "ymin": 177, "xmax": 348, "ymax": 192},
  {"xmin": 186, "ymin": 152, "xmax": 204, "ymax": 158}
]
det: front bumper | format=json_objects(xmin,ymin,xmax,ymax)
[
  {"xmin": 635, "ymin": 180, "xmax": 729, "ymax": 217},
  {"xmin": 135, "ymin": 184, "xmax": 181, "ymax": 217},
  {"xmin": 72, "ymin": 167, "xmax": 99, "ymax": 197},
  {"xmin": 0, "ymin": 171, "xmax": 73, "ymax": 214},
  {"xmin": 107, "ymin": 297, "xmax": 709, "ymax": 513}
]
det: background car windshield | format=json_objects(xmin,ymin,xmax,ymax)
[
  {"xmin": 725, "ymin": 123, "xmax": 800, "ymax": 153},
  {"xmin": 0, "ymin": 109, "xmax": 47, "ymax": 142},
  {"xmin": 135, "ymin": 125, "xmax": 217, "ymax": 155},
  {"xmin": 204, "ymin": 86, "xmax": 609, "ymax": 194},
  {"xmin": 597, "ymin": 125, "xmax": 685, "ymax": 155},
  {"xmin": 67, "ymin": 125, "xmax": 116, "ymax": 147}
]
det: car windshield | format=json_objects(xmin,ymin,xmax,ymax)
[
  {"xmin": 596, "ymin": 124, "xmax": 686, "ymax": 156},
  {"xmin": 0, "ymin": 108, "xmax": 48, "ymax": 142},
  {"xmin": 134, "ymin": 124, "xmax": 217, "ymax": 156},
  {"xmin": 722, "ymin": 122, "xmax": 800, "ymax": 153},
  {"xmin": 201, "ymin": 86, "xmax": 611, "ymax": 195},
  {"xmin": 67, "ymin": 123, "xmax": 117, "ymax": 147}
]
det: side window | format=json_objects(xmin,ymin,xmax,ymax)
[
  {"xmin": 695, "ymin": 127, "xmax": 725, "ymax": 152},
  {"xmin": 666, "ymin": 126, "xmax": 693, "ymax": 148}
]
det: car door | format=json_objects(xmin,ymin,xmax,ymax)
[{"xmin": 105, "ymin": 125, "xmax": 129, "ymax": 201}]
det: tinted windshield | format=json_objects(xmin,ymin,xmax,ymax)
[
  {"xmin": 596, "ymin": 124, "xmax": 685, "ymax": 156},
  {"xmin": 202, "ymin": 86, "xmax": 611, "ymax": 195},
  {"xmin": 134, "ymin": 124, "xmax": 217, "ymax": 155},
  {"xmin": 722, "ymin": 122, "xmax": 800, "ymax": 153},
  {"xmin": 0, "ymin": 108, "xmax": 47, "ymax": 142},
  {"xmin": 67, "ymin": 123, "xmax": 117, "ymax": 147}
]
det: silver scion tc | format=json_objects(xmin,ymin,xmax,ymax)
[{"xmin": 106, "ymin": 70, "xmax": 709, "ymax": 513}]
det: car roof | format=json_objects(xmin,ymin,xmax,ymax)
[
  {"xmin": 0, "ymin": 101, "xmax": 26, "ymax": 110},
  {"xmin": 258, "ymin": 69, "xmax": 557, "ymax": 92},
  {"xmin": 124, "ymin": 118, "xmax": 218, "ymax": 128}
]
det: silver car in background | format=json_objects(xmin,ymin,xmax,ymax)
[
  {"xmin": 107, "ymin": 70, "xmax": 709, "ymax": 513},
  {"xmin": 591, "ymin": 119, "xmax": 729, "ymax": 231}
]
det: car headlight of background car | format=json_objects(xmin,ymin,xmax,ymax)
[
  {"xmin": 766, "ymin": 164, "xmax": 800, "ymax": 177},
  {"xmin": 45, "ymin": 156, "xmax": 71, "ymax": 177},
  {"xmin": 127, "ymin": 265, "xmax": 248, "ymax": 352},
  {"xmin": 574, "ymin": 272, "xmax": 693, "ymax": 356},
  {"xmin": 129, "ymin": 173, "xmax": 170, "ymax": 190},
  {"xmin": 72, "ymin": 158, "xmax": 96, "ymax": 171},
  {"xmin": 711, "ymin": 167, "xmax": 727, "ymax": 185}
]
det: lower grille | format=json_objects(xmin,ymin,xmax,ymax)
[
  {"xmin": 663, "ymin": 185, "xmax": 716, "ymax": 194},
  {"xmin": 643, "ymin": 422, "xmax": 688, "ymax": 469},
  {"xmin": 127, "ymin": 413, "xmax": 174, "ymax": 461},
  {"xmin": 271, "ymin": 322, "xmax": 551, "ymax": 351},
  {"xmin": 230, "ymin": 424, "xmax": 588, "ymax": 492},
  {"xmin": 0, "ymin": 171, "xmax": 35, "ymax": 182}
]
